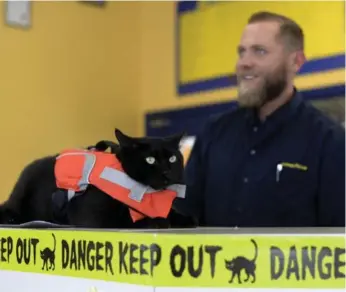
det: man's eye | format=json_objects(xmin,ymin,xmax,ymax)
[
  {"xmin": 255, "ymin": 48, "xmax": 267, "ymax": 55},
  {"xmin": 237, "ymin": 48, "xmax": 245, "ymax": 57}
]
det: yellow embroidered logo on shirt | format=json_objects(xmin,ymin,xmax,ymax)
[{"xmin": 280, "ymin": 162, "xmax": 308, "ymax": 171}]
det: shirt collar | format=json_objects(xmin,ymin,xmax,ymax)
[{"xmin": 245, "ymin": 87, "xmax": 303, "ymax": 126}]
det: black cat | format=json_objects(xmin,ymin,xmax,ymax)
[
  {"xmin": 41, "ymin": 233, "xmax": 56, "ymax": 271},
  {"xmin": 224, "ymin": 239, "xmax": 258, "ymax": 284},
  {"xmin": 0, "ymin": 129, "xmax": 195, "ymax": 229}
]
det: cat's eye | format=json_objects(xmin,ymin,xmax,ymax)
[
  {"xmin": 146, "ymin": 157, "xmax": 156, "ymax": 164},
  {"xmin": 169, "ymin": 155, "xmax": 177, "ymax": 163}
]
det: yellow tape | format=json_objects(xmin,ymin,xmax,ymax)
[{"xmin": 0, "ymin": 228, "xmax": 344, "ymax": 288}]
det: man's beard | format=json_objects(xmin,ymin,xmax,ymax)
[{"xmin": 237, "ymin": 65, "xmax": 287, "ymax": 108}]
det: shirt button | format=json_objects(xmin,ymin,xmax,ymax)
[
  {"xmin": 250, "ymin": 149, "xmax": 256, "ymax": 155},
  {"xmin": 253, "ymin": 127, "xmax": 258, "ymax": 132},
  {"xmin": 243, "ymin": 177, "xmax": 249, "ymax": 183}
]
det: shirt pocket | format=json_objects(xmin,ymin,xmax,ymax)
[
  {"xmin": 273, "ymin": 163, "xmax": 314, "ymax": 209},
  {"xmin": 258, "ymin": 162, "xmax": 311, "ymax": 199},
  {"xmin": 276, "ymin": 164, "xmax": 309, "ymax": 186}
]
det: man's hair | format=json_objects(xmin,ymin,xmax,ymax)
[{"xmin": 248, "ymin": 11, "xmax": 304, "ymax": 51}]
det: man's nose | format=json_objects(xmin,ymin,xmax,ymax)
[
  {"xmin": 238, "ymin": 59, "xmax": 255, "ymax": 70},
  {"xmin": 237, "ymin": 53, "xmax": 255, "ymax": 69}
]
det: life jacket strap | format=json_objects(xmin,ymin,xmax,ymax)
[
  {"xmin": 86, "ymin": 140, "xmax": 119, "ymax": 154},
  {"xmin": 67, "ymin": 189, "xmax": 76, "ymax": 200},
  {"xmin": 99, "ymin": 166, "xmax": 186, "ymax": 202}
]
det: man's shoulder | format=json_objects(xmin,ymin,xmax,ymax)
[
  {"xmin": 300, "ymin": 101, "xmax": 344, "ymax": 136},
  {"xmin": 298, "ymin": 100, "xmax": 345, "ymax": 151},
  {"xmin": 202, "ymin": 106, "xmax": 245, "ymax": 133},
  {"xmin": 191, "ymin": 106, "xmax": 245, "ymax": 154}
]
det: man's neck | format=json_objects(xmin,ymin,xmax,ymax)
[{"xmin": 258, "ymin": 85, "xmax": 295, "ymax": 121}]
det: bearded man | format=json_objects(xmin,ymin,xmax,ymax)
[{"xmin": 174, "ymin": 11, "xmax": 345, "ymax": 227}]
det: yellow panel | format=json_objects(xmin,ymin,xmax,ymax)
[
  {"xmin": 295, "ymin": 68, "xmax": 345, "ymax": 90},
  {"xmin": 0, "ymin": 2, "xmax": 142, "ymax": 202},
  {"xmin": 179, "ymin": 1, "xmax": 345, "ymax": 83}
]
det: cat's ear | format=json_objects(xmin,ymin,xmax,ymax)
[
  {"xmin": 114, "ymin": 128, "xmax": 137, "ymax": 148},
  {"xmin": 164, "ymin": 131, "xmax": 186, "ymax": 148}
]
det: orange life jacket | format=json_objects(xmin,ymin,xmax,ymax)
[{"xmin": 54, "ymin": 148, "xmax": 186, "ymax": 222}]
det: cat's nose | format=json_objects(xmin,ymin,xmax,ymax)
[
  {"xmin": 163, "ymin": 170, "xmax": 171, "ymax": 182},
  {"xmin": 163, "ymin": 170, "xmax": 171, "ymax": 178}
]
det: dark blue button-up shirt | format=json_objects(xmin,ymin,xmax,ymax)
[{"xmin": 175, "ymin": 91, "xmax": 345, "ymax": 227}]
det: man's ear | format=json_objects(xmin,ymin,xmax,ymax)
[
  {"xmin": 164, "ymin": 131, "xmax": 186, "ymax": 148},
  {"xmin": 293, "ymin": 51, "xmax": 306, "ymax": 74},
  {"xmin": 114, "ymin": 128, "xmax": 136, "ymax": 148}
]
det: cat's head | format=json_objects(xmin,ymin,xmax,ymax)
[
  {"xmin": 225, "ymin": 259, "xmax": 235, "ymax": 270},
  {"xmin": 115, "ymin": 128, "xmax": 185, "ymax": 190}
]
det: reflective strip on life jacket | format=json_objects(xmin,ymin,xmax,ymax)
[
  {"xmin": 99, "ymin": 166, "xmax": 186, "ymax": 202},
  {"xmin": 56, "ymin": 151, "xmax": 96, "ymax": 197}
]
